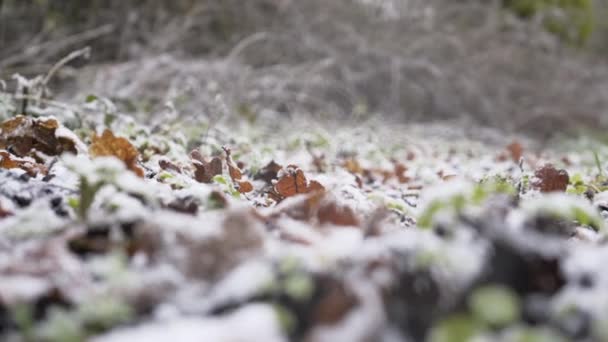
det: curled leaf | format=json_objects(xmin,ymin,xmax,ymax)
[
  {"xmin": 89, "ymin": 129, "xmax": 144, "ymax": 177},
  {"xmin": 223, "ymin": 146, "xmax": 253, "ymax": 194}
]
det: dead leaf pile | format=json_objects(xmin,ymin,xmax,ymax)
[
  {"xmin": 0, "ymin": 115, "xmax": 78, "ymax": 159},
  {"xmin": 89, "ymin": 129, "xmax": 144, "ymax": 177}
]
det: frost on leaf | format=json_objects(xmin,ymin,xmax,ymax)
[
  {"xmin": 273, "ymin": 165, "xmax": 325, "ymax": 200},
  {"xmin": 223, "ymin": 146, "xmax": 253, "ymax": 193},
  {"xmin": 0, "ymin": 150, "xmax": 47, "ymax": 176},
  {"xmin": 0, "ymin": 115, "xmax": 78, "ymax": 159},
  {"xmin": 531, "ymin": 164, "xmax": 569, "ymax": 193},
  {"xmin": 191, "ymin": 150, "xmax": 222, "ymax": 183},
  {"xmin": 89, "ymin": 129, "xmax": 144, "ymax": 177}
]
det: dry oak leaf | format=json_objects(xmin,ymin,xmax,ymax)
[
  {"xmin": 531, "ymin": 164, "xmax": 569, "ymax": 193},
  {"xmin": 274, "ymin": 165, "xmax": 324, "ymax": 198},
  {"xmin": 0, "ymin": 115, "xmax": 79, "ymax": 159},
  {"xmin": 190, "ymin": 150, "xmax": 222, "ymax": 183},
  {"xmin": 89, "ymin": 129, "xmax": 144, "ymax": 177},
  {"xmin": 0, "ymin": 150, "xmax": 47, "ymax": 176},
  {"xmin": 223, "ymin": 146, "xmax": 253, "ymax": 193}
]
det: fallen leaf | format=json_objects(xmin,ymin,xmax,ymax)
[
  {"xmin": 159, "ymin": 159, "xmax": 182, "ymax": 173},
  {"xmin": 191, "ymin": 150, "xmax": 223, "ymax": 183},
  {"xmin": 0, "ymin": 115, "xmax": 78, "ymax": 159},
  {"xmin": 90, "ymin": 129, "xmax": 144, "ymax": 177},
  {"xmin": 393, "ymin": 162, "xmax": 410, "ymax": 184},
  {"xmin": 316, "ymin": 200, "xmax": 360, "ymax": 227},
  {"xmin": 223, "ymin": 146, "xmax": 253, "ymax": 194},
  {"xmin": 254, "ymin": 160, "xmax": 282, "ymax": 184},
  {"xmin": 0, "ymin": 150, "xmax": 47, "ymax": 176},
  {"xmin": 274, "ymin": 165, "xmax": 325, "ymax": 198},
  {"xmin": 507, "ymin": 141, "xmax": 524, "ymax": 162},
  {"xmin": 531, "ymin": 164, "xmax": 569, "ymax": 193}
]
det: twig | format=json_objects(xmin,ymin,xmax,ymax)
[
  {"xmin": 0, "ymin": 24, "xmax": 113, "ymax": 69},
  {"xmin": 42, "ymin": 46, "xmax": 91, "ymax": 88}
]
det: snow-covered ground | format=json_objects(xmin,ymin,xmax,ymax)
[{"xmin": 1, "ymin": 104, "xmax": 608, "ymax": 341}]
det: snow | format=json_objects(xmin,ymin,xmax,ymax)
[{"xmin": 93, "ymin": 304, "xmax": 286, "ymax": 342}]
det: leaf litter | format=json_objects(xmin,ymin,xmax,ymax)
[{"xmin": 0, "ymin": 108, "xmax": 608, "ymax": 342}]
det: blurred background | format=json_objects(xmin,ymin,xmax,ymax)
[{"xmin": 1, "ymin": 0, "xmax": 608, "ymax": 137}]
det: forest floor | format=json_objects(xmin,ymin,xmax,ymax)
[{"xmin": 1, "ymin": 71, "xmax": 608, "ymax": 342}]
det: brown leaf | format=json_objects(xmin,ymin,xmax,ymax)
[
  {"xmin": 0, "ymin": 150, "xmax": 47, "ymax": 176},
  {"xmin": 159, "ymin": 159, "xmax": 182, "ymax": 173},
  {"xmin": 274, "ymin": 165, "xmax": 325, "ymax": 199},
  {"xmin": 89, "ymin": 129, "xmax": 144, "ymax": 177},
  {"xmin": 393, "ymin": 162, "xmax": 410, "ymax": 184},
  {"xmin": 191, "ymin": 154, "xmax": 222, "ymax": 183},
  {"xmin": 0, "ymin": 115, "xmax": 78, "ymax": 159},
  {"xmin": 223, "ymin": 146, "xmax": 253, "ymax": 193},
  {"xmin": 507, "ymin": 141, "xmax": 524, "ymax": 162},
  {"xmin": 531, "ymin": 164, "xmax": 569, "ymax": 193},
  {"xmin": 317, "ymin": 200, "xmax": 360, "ymax": 227},
  {"xmin": 254, "ymin": 160, "xmax": 283, "ymax": 184}
]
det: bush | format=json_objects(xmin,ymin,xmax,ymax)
[{"xmin": 503, "ymin": 0, "xmax": 595, "ymax": 45}]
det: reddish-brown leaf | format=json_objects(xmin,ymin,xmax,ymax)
[
  {"xmin": 394, "ymin": 162, "xmax": 410, "ymax": 183},
  {"xmin": 531, "ymin": 164, "xmax": 569, "ymax": 193},
  {"xmin": 159, "ymin": 159, "xmax": 182, "ymax": 173},
  {"xmin": 89, "ymin": 129, "xmax": 144, "ymax": 177},
  {"xmin": 507, "ymin": 141, "xmax": 523, "ymax": 162},
  {"xmin": 223, "ymin": 146, "xmax": 253, "ymax": 194},
  {"xmin": 274, "ymin": 165, "xmax": 324, "ymax": 199},
  {"xmin": 191, "ymin": 155, "xmax": 222, "ymax": 183}
]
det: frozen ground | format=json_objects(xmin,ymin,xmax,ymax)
[{"xmin": 1, "ymin": 94, "xmax": 608, "ymax": 342}]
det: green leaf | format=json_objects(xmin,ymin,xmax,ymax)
[
  {"xmin": 85, "ymin": 94, "xmax": 98, "ymax": 103},
  {"xmin": 469, "ymin": 285, "xmax": 520, "ymax": 327},
  {"xmin": 429, "ymin": 314, "xmax": 480, "ymax": 342}
]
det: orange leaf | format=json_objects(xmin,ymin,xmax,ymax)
[
  {"xmin": 507, "ymin": 141, "xmax": 523, "ymax": 162},
  {"xmin": 274, "ymin": 165, "xmax": 325, "ymax": 199},
  {"xmin": 0, "ymin": 151, "xmax": 47, "ymax": 176},
  {"xmin": 89, "ymin": 129, "xmax": 144, "ymax": 177}
]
